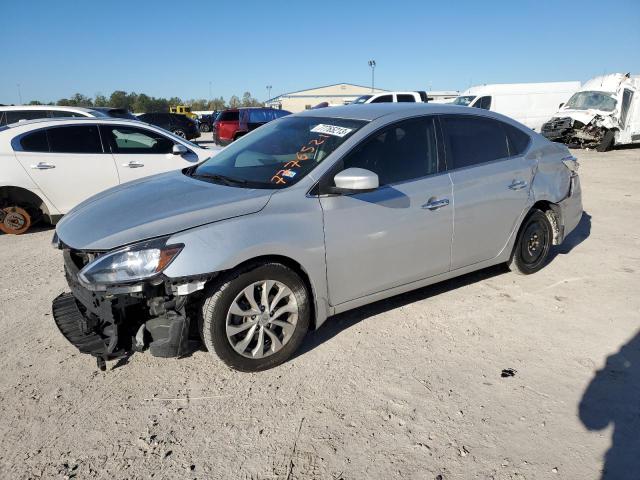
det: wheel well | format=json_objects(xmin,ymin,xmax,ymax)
[
  {"xmin": 529, "ymin": 200, "xmax": 561, "ymax": 245},
  {"xmin": 0, "ymin": 186, "xmax": 52, "ymax": 223},
  {"xmin": 219, "ymin": 255, "xmax": 318, "ymax": 330}
]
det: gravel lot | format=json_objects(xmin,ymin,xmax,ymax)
[{"xmin": 1, "ymin": 146, "xmax": 638, "ymax": 480}]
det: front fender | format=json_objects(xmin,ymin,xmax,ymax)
[{"xmin": 164, "ymin": 194, "xmax": 330, "ymax": 327}]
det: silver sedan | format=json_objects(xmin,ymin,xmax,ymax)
[{"xmin": 52, "ymin": 103, "xmax": 583, "ymax": 371}]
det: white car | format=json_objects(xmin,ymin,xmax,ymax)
[
  {"xmin": 0, "ymin": 105, "xmax": 138, "ymax": 125},
  {"xmin": 0, "ymin": 117, "xmax": 219, "ymax": 234}
]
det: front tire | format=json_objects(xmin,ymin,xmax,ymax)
[
  {"xmin": 508, "ymin": 209, "xmax": 552, "ymax": 275},
  {"xmin": 596, "ymin": 129, "xmax": 615, "ymax": 152},
  {"xmin": 201, "ymin": 262, "xmax": 310, "ymax": 371},
  {"xmin": 173, "ymin": 129, "xmax": 186, "ymax": 138}
]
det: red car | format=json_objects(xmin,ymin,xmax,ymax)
[{"xmin": 212, "ymin": 107, "xmax": 290, "ymax": 146}]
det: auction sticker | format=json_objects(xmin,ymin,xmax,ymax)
[{"xmin": 311, "ymin": 124, "xmax": 353, "ymax": 137}]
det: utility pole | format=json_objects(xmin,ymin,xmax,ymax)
[
  {"xmin": 209, "ymin": 81, "xmax": 212, "ymax": 103},
  {"xmin": 368, "ymin": 60, "xmax": 376, "ymax": 92},
  {"xmin": 266, "ymin": 85, "xmax": 272, "ymax": 106},
  {"xmin": 17, "ymin": 83, "xmax": 23, "ymax": 104}
]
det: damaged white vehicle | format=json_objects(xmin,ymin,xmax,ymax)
[{"xmin": 541, "ymin": 73, "xmax": 640, "ymax": 151}]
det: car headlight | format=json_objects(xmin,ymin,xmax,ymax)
[{"xmin": 78, "ymin": 237, "xmax": 183, "ymax": 288}]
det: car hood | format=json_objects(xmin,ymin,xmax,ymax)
[
  {"xmin": 556, "ymin": 109, "xmax": 606, "ymax": 124},
  {"xmin": 56, "ymin": 170, "xmax": 274, "ymax": 251}
]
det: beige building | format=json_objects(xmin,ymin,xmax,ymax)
[{"xmin": 265, "ymin": 83, "xmax": 387, "ymax": 113}]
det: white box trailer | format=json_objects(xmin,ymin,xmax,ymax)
[
  {"xmin": 541, "ymin": 73, "xmax": 640, "ymax": 151},
  {"xmin": 450, "ymin": 81, "xmax": 581, "ymax": 131}
]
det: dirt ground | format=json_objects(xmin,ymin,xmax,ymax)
[{"xmin": 1, "ymin": 146, "xmax": 638, "ymax": 480}]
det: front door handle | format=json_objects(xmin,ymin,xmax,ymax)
[
  {"xmin": 508, "ymin": 180, "xmax": 528, "ymax": 190},
  {"xmin": 123, "ymin": 161, "xmax": 144, "ymax": 168},
  {"xmin": 30, "ymin": 162, "xmax": 56, "ymax": 170},
  {"xmin": 422, "ymin": 198, "xmax": 450, "ymax": 210}
]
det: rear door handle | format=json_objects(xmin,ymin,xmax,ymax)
[
  {"xmin": 422, "ymin": 198, "xmax": 450, "ymax": 210},
  {"xmin": 508, "ymin": 180, "xmax": 527, "ymax": 190},
  {"xmin": 30, "ymin": 162, "xmax": 56, "ymax": 170},
  {"xmin": 123, "ymin": 161, "xmax": 144, "ymax": 168}
]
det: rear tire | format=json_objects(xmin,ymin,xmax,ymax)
[
  {"xmin": 199, "ymin": 124, "xmax": 210, "ymax": 133},
  {"xmin": 173, "ymin": 129, "xmax": 186, "ymax": 138},
  {"xmin": 508, "ymin": 209, "xmax": 552, "ymax": 275},
  {"xmin": 596, "ymin": 129, "xmax": 615, "ymax": 152},
  {"xmin": 0, "ymin": 206, "xmax": 32, "ymax": 235},
  {"xmin": 200, "ymin": 262, "xmax": 310, "ymax": 371}
]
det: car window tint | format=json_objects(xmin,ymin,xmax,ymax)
[
  {"xmin": 442, "ymin": 116, "xmax": 509, "ymax": 169},
  {"xmin": 6, "ymin": 110, "xmax": 50, "ymax": 123},
  {"xmin": 104, "ymin": 126, "xmax": 174, "ymax": 154},
  {"xmin": 219, "ymin": 111, "xmax": 239, "ymax": 121},
  {"xmin": 51, "ymin": 110, "xmax": 85, "ymax": 118},
  {"xmin": 397, "ymin": 94, "xmax": 416, "ymax": 102},
  {"xmin": 342, "ymin": 117, "xmax": 438, "ymax": 185},
  {"xmin": 46, "ymin": 125, "xmax": 103, "ymax": 153},
  {"xmin": 504, "ymin": 123, "xmax": 531, "ymax": 156},
  {"xmin": 19, "ymin": 130, "xmax": 49, "ymax": 152},
  {"xmin": 370, "ymin": 95, "xmax": 393, "ymax": 103}
]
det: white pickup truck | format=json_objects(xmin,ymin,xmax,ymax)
[{"xmin": 351, "ymin": 91, "xmax": 428, "ymax": 104}]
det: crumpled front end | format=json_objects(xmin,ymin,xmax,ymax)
[
  {"xmin": 541, "ymin": 115, "xmax": 615, "ymax": 149},
  {"xmin": 52, "ymin": 248, "xmax": 208, "ymax": 370}
]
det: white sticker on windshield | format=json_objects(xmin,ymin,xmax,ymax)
[{"xmin": 311, "ymin": 124, "xmax": 353, "ymax": 137}]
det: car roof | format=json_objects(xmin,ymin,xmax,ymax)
[
  {"xmin": 0, "ymin": 105, "xmax": 96, "ymax": 113},
  {"xmin": 0, "ymin": 116, "xmax": 152, "ymax": 132},
  {"xmin": 293, "ymin": 103, "xmax": 473, "ymax": 121}
]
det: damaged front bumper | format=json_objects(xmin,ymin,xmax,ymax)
[
  {"xmin": 541, "ymin": 115, "xmax": 611, "ymax": 149},
  {"xmin": 52, "ymin": 249, "xmax": 208, "ymax": 370}
]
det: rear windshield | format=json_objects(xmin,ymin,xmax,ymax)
[
  {"xmin": 219, "ymin": 111, "xmax": 240, "ymax": 122},
  {"xmin": 189, "ymin": 116, "xmax": 367, "ymax": 189}
]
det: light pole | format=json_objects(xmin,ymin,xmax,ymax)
[
  {"xmin": 266, "ymin": 85, "xmax": 272, "ymax": 102},
  {"xmin": 17, "ymin": 83, "xmax": 23, "ymax": 104},
  {"xmin": 368, "ymin": 60, "xmax": 376, "ymax": 92},
  {"xmin": 208, "ymin": 81, "xmax": 212, "ymax": 103}
]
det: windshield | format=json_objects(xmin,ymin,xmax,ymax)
[
  {"xmin": 189, "ymin": 116, "xmax": 367, "ymax": 188},
  {"xmin": 451, "ymin": 95, "xmax": 476, "ymax": 106},
  {"xmin": 352, "ymin": 95, "xmax": 372, "ymax": 104},
  {"xmin": 565, "ymin": 91, "xmax": 617, "ymax": 112}
]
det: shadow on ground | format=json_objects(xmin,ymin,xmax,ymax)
[{"xmin": 580, "ymin": 330, "xmax": 640, "ymax": 479}]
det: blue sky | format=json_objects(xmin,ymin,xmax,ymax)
[{"xmin": 1, "ymin": 0, "xmax": 639, "ymax": 104}]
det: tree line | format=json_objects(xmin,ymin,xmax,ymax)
[{"xmin": 25, "ymin": 90, "xmax": 264, "ymax": 112}]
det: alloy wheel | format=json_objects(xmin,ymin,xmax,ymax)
[{"xmin": 225, "ymin": 280, "xmax": 298, "ymax": 359}]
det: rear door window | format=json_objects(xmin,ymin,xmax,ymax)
[
  {"xmin": 6, "ymin": 110, "xmax": 50, "ymax": 123},
  {"xmin": 503, "ymin": 123, "xmax": 531, "ymax": 156},
  {"xmin": 102, "ymin": 125, "xmax": 174, "ymax": 154},
  {"xmin": 397, "ymin": 94, "xmax": 416, "ymax": 102},
  {"xmin": 219, "ymin": 111, "xmax": 240, "ymax": 121},
  {"xmin": 19, "ymin": 130, "xmax": 49, "ymax": 152},
  {"xmin": 46, "ymin": 125, "xmax": 103, "ymax": 153},
  {"xmin": 370, "ymin": 95, "xmax": 393, "ymax": 103},
  {"xmin": 51, "ymin": 110, "xmax": 86, "ymax": 118},
  {"xmin": 441, "ymin": 116, "xmax": 509, "ymax": 169}
]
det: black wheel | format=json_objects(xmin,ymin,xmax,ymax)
[
  {"xmin": 508, "ymin": 209, "xmax": 552, "ymax": 275},
  {"xmin": 596, "ymin": 129, "xmax": 615, "ymax": 152},
  {"xmin": 173, "ymin": 129, "xmax": 186, "ymax": 138},
  {"xmin": 201, "ymin": 262, "xmax": 310, "ymax": 371},
  {"xmin": 199, "ymin": 123, "xmax": 210, "ymax": 133}
]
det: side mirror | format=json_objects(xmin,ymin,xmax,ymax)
[
  {"xmin": 559, "ymin": 102, "xmax": 565, "ymax": 109},
  {"xmin": 331, "ymin": 168, "xmax": 379, "ymax": 194},
  {"xmin": 172, "ymin": 144, "xmax": 188, "ymax": 155}
]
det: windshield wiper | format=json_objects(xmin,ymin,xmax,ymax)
[{"xmin": 190, "ymin": 172, "xmax": 248, "ymax": 186}]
